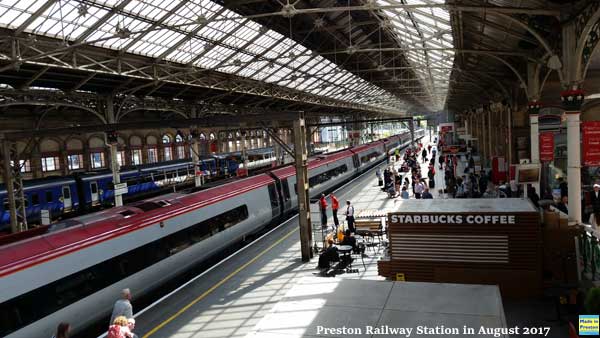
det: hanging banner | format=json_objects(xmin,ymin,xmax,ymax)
[
  {"xmin": 539, "ymin": 132, "xmax": 554, "ymax": 162},
  {"xmin": 583, "ymin": 122, "xmax": 600, "ymax": 166}
]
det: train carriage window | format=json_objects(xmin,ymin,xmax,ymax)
[
  {"xmin": 62, "ymin": 187, "xmax": 71, "ymax": 199},
  {"xmin": 0, "ymin": 204, "xmax": 250, "ymax": 337},
  {"xmin": 31, "ymin": 193, "xmax": 39, "ymax": 206},
  {"xmin": 45, "ymin": 191, "xmax": 53, "ymax": 203},
  {"xmin": 90, "ymin": 182, "xmax": 98, "ymax": 194}
]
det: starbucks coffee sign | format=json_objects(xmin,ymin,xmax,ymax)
[{"xmin": 389, "ymin": 214, "xmax": 517, "ymax": 225}]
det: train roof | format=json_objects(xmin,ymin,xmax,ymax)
[
  {"xmin": 0, "ymin": 175, "xmax": 76, "ymax": 194},
  {"xmin": 270, "ymin": 150, "xmax": 354, "ymax": 179},
  {"xmin": 0, "ymin": 173, "xmax": 274, "ymax": 277},
  {"xmin": 348, "ymin": 141, "xmax": 383, "ymax": 154}
]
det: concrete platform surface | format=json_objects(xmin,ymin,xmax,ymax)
[{"xmin": 246, "ymin": 277, "xmax": 508, "ymax": 338}]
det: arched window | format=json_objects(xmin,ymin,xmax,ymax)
[
  {"xmin": 162, "ymin": 134, "xmax": 173, "ymax": 161},
  {"xmin": 175, "ymin": 134, "xmax": 184, "ymax": 143},
  {"xmin": 199, "ymin": 133, "xmax": 207, "ymax": 140},
  {"xmin": 209, "ymin": 133, "xmax": 216, "ymax": 140}
]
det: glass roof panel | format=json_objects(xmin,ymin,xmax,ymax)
[
  {"xmin": 0, "ymin": 0, "xmax": 410, "ymax": 111},
  {"xmin": 376, "ymin": 0, "xmax": 454, "ymax": 110}
]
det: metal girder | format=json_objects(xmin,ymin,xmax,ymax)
[
  {"xmin": 121, "ymin": 0, "xmax": 195, "ymax": 52},
  {"xmin": 155, "ymin": 7, "xmax": 229, "ymax": 61},
  {"xmin": 75, "ymin": 0, "xmax": 135, "ymax": 43},
  {"xmin": 14, "ymin": 0, "xmax": 59, "ymax": 36},
  {"xmin": 18, "ymin": 66, "xmax": 50, "ymax": 89},
  {"xmin": 0, "ymin": 38, "xmax": 396, "ymax": 115}
]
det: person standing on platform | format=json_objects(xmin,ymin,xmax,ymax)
[
  {"xmin": 556, "ymin": 195, "xmax": 569, "ymax": 214},
  {"xmin": 590, "ymin": 184, "xmax": 600, "ymax": 226},
  {"xmin": 376, "ymin": 168, "xmax": 383, "ymax": 186},
  {"xmin": 414, "ymin": 179, "xmax": 425, "ymax": 199},
  {"xmin": 345, "ymin": 200, "xmax": 355, "ymax": 233},
  {"xmin": 330, "ymin": 193, "xmax": 340, "ymax": 232},
  {"xmin": 422, "ymin": 148, "xmax": 428, "ymax": 163},
  {"xmin": 427, "ymin": 166, "xmax": 435, "ymax": 189},
  {"xmin": 558, "ymin": 177, "xmax": 568, "ymax": 198},
  {"xmin": 110, "ymin": 288, "xmax": 133, "ymax": 325},
  {"xmin": 319, "ymin": 194, "xmax": 328, "ymax": 228},
  {"xmin": 401, "ymin": 186, "xmax": 409, "ymax": 199},
  {"xmin": 422, "ymin": 187, "xmax": 433, "ymax": 199}
]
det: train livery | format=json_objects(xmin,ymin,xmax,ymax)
[
  {"xmin": 0, "ymin": 130, "xmax": 423, "ymax": 338},
  {"xmin": 0, "ymin": 147, "xmax": 277, "ymax": 230}
]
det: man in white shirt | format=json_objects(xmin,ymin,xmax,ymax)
[
  {"xmin": 110, "ymin": 288, "xmax": 133, "ymax": 325},
  {"xmin": 414, "ymin": 179, "xmax": 425, "ymax": 199},
  {"xmin": 345, "ymin": 201, "xmax": 355, "ymax": 233}
]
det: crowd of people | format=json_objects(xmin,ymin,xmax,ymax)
[
  {"xmin": 52, "ymin": 288, "xmax": 137, "ymax": 338},
  {"xmin": 377, "ymin": 141, "xmax": 436, "ymax": 200}
]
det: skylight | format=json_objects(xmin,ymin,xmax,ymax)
[
  {"xmin": 376, "ymin": 0, "xmax": 455, "ymax": 110},
  {"xmin": 0, "ymin": 0, "xmax": 409, "ymax": 112}
]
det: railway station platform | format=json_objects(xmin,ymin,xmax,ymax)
[
  {"xmin": 124, "ymin": 138, "xmax": 565, "ymax": 338},
  {"xmin": 246, "ymin": 277, "xmax": 507, "ymax": 338}
]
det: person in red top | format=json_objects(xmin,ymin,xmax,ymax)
[
  {"xmin": 319, "ymin": 193, "xmax": 328, "ymax": 227},
  {"xmin": 329, "ymin": 193, "xmax": 340, "ymax": 232}
]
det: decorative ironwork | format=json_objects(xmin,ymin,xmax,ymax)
[
  {"xmin": 576, "ymin": 1, "xmax": 600, "ymax": 38},
  {"xmin": 560, "ymin": 89, "xmax": 585, "ymax": 111},
  {"xmin": 527, "ymin": 101, "xmax": 542, "ymax": 115},
  {"xmin": 582, "ymin": 19, "xmax": 600, "ymax": 72}
]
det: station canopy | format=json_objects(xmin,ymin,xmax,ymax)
[{"xmin": 0, "ymin": 0, "xmax": 454, "ymax": 113}]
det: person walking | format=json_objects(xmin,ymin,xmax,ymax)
[
  {"xmin": 345, "ymin": 200, "xmax": 355, "ymax": 233},
  {"xmin": 319, "ymin": 193, "xmax": 328, "ymax": 228},
  {"xmin": 376, "ymin": 168, "xmax": 383, "ymax": 186},
  {"xmin": 421, "ymin": 148, "xmax": 428, "ymax": 163},
  {"xmin": 110, "ymin": 288, "xmax": 133, "ymax": 325},
  {"xmin": 330, "ymin": 193, "xmax": 340, "ymax": 232}
]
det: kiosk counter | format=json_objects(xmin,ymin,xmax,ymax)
[{"xmin": 378, "ymin": 198, "xmax": 541, "ymax": 298}]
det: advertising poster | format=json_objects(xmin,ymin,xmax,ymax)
[
  {"xmin": 539, "ymin": 132, "xmax": 554, "ymax": 162},
  {"xmin": 583, "ymin": 122, "xmax": 600, "ymax": 166}
]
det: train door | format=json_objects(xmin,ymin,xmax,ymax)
[
  {"xmin": 267, "ymin": 183, "xmax": 281, "ymax": 217},
  {"xmin": 281, "ymin": 178, "xmax": 292, "ymax": 210},
  {"xmin": 62, "ymin": 186, "xmax": 72, "ymax": 211},
  {"xmin": 90, "ymin": 181, "xmax": 99, "ymax": 205},
  {"xmin": 352, "ymin": 154, "xmax": 360, "ymax": 169}
]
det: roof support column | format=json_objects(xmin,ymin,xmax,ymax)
[
  {"xmin": 561, "ymin": 22, "xmax": 585, "ymax": 225},
  {"xmin": 105, "ymin": 95, "xmax": 122, "ymax": 207},
  {"xmin": 293, "ymin": 114, "xmax": 313, "ymax": 262},
  {"xmin": 1, "ymin": 138, "xmax": 25, "ymax": 233}
]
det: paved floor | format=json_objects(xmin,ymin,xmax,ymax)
[
  {"xmin": 131, "ymin": 136, "xmax": 567, "ymax": 338},
  {"xmin": 133, "ymin": 150, "xmax": 400, "ymax": 338},
  {"xmin": 247, "ymin": 277, "xmax": 508, "ymax": 338}
]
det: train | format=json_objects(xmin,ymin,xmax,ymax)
[
  {"xmin": 0, "ymin": 129, "xmax": 424, "ymax": 338},
  {"xmin": 0, "ymin": 147, "xmax": 277, "ymax": 230}
]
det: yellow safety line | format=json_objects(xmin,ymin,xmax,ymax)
[{"xmin": 142, "ymin": 227, "xmax": 298, "ymax": 338}]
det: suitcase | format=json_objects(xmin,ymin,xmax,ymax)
[{"xmin": 378, "ymin": 179, "xmax": 383, "ymax": 186}]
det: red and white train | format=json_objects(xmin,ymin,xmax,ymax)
[{"xmin": 0, "ymin": 130, "xmax": 423, "ymax": 338}]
